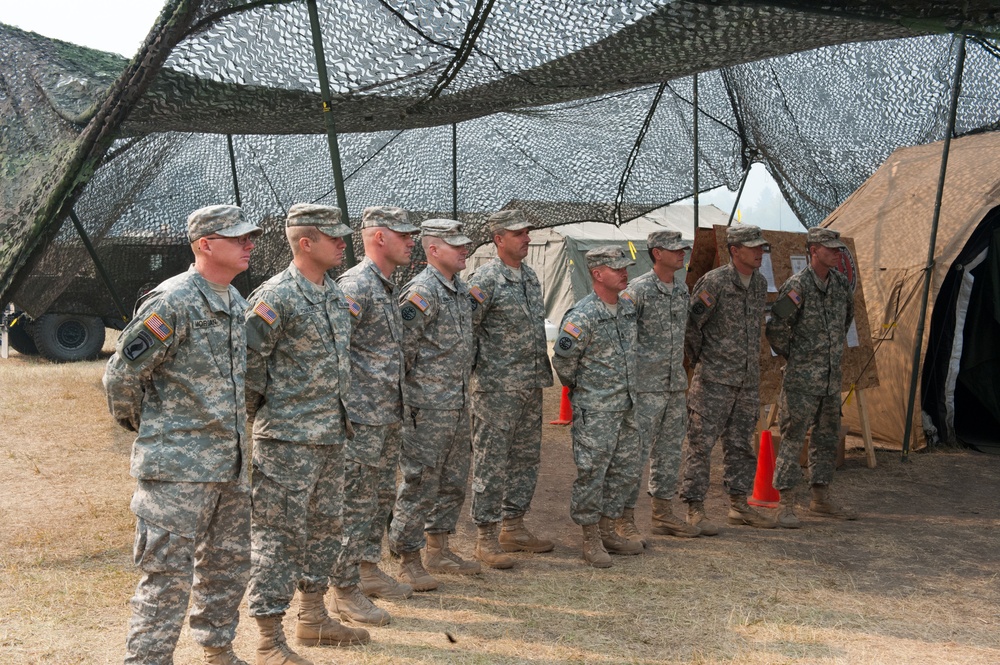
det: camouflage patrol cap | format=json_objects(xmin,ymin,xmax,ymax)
[
  {"xmin": 726, "ymin": 224, "xmax": 769, "ymax": 248},
  {"xmin": 488, "ymin": 209, "xmax": 533, "ymax": 235},
  {"xmin": 361, "ymin": 206, "xmax": 419, "ymax": 233},
  {"xmin": 421, "ymin": 219, "xmax": 473, "ymax": 246},
  {"xmin": 286, "ymin": 203, "xmax": 352, "ymax": 238},
  {"xmin": 806, "ymin": 226, "xmax": 847, "ymax": 249},
  {"xmin": 187, "ymin": 204, "xmax": 262, "ymax": 242},
  {"xmin": 585, "ymin": 245, "xmax": 635, "ymax": 270},
  {"xmin": 648, "ymin": 230, "xmax": 692, "ymax": 251}
]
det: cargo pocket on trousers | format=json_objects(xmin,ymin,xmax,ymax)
[{"xmin": 251, "ymin": 471, "xmax": 288, "ymax": 528}]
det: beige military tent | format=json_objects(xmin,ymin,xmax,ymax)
[
  {"xmin": 465, "ymin": 204, "xmax": 729, "ymax": 326},
  {"xmin": 825, "ymin": 131, "xmax": 1000, "ymax": 450}
]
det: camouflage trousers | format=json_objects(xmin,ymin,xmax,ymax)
[
  {"xmin": 247, "ymin": 440, "xmax": 345, "ymax": 617},
  {"xmin": 124, "ymin": 479, "xmax": 250, "ymax": 665},
  {"xmin": 332, "ymin": 421, "xmax": 402, "ymax": 588},
  {"xmin": 628, "ymin": 390, "xmax": 687, "ymax": 506},
  {"xmin": 470, "ymin": 388, "xmax": 543, "ymax": 525},
  {"xmin": 389, "ymin": 406, "xmax": 471, "ymax": 553},
  {"xmin": 774, "ymin": 389, "xmax": 841, "ymax": 490},
  {"xmin": 679, "ymin": 377, "xmax": 758, "ymax": 503},
  {"xmin": 569, "ymin": 407, "xmax": 642, "ymax": 526}
]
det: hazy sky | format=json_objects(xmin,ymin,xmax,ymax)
[{"xmin": 0, "ymin": 1, "xmax": 803, "ymax": 230}]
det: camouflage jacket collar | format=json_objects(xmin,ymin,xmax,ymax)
[
  {"xmin": 807, "ymin": 265, "xmax": 830, "ymax": 294},
  {"xmin": 361, "ymin": 256, "xmax": 397, "ymax": 293},
  {"xmin": 427, "ymin": 262, "xmax": 463, "ymax": 293},
  {"xmin": 189, "ymin": 266, "xmax": 237, "ymax": 315},
  {"xmin": 494, "ymin": 257, "xmax": 532, "ymax": 284},
  {"xmin": 288, "ymin": 261, "xmax": 334, "ymax": 305},
  {"xmin": 725, "ymin": 261, "xmax": 759, "ymax": 291}
]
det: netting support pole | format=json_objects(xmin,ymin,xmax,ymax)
[
  {"xmin": 692, "ymin": 73, "xmax": 699, "ymax": 237},
  {"xmin": 901, "ymin": 33, "xmax": 966, "ymax": 460},
  {"xmin": 68, "ymin": 209, "xmax": 129, "ymax": 323},
  {"xmin": 226, "ymin": 135, "xmax": 242, "ymax": 207},
  {"xmin": 306, "ymin": 0, "xmax": 356, "ymax": 267},
  {"xmin": 452, "ymin": 123, "xmax": 459, "ymax": 221},
  {"xmin": 726, "ymin": 167, "xmax": 751, "ymax": 227}
]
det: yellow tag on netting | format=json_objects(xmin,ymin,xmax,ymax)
[
  {"xmin": 627, "ymin": 240, "xmax": 636, "ymax": 260},
  {"xmin": 845, "ymin": 384, "xmax": 856, "ymax": 405}
]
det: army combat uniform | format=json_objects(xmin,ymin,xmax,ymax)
[
  {"xmin": 104, "ymin": 264, "xmax": 252, "ymax": 665},
  {"xmin": 467, "ymin": 221, "xmax": 553, "ymax": 563},
  {"xmin": 244, "ymin": 260, "xmax": 354, "ymax": 620},
  {"xmin": 766, "ymin": 227, "xmax": 857, "ymax": 523}
]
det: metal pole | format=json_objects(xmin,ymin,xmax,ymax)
[
  {"xmin": 226, "ymin": 134, "xmax": 242, "ymax": 207},
  {"xmin": 692, "ymin": 73, "xmax": 699, "ymax": 237},
  {"xmin": 901, "ymin": 34, "xmax": 966, "ymax": 459},
  {"xmin": 69, "ymin": 209, "xmax": 129, "ymax": 322},
  {"xmin": 452, "ymin": 123, "xmax": 459, "ymax": 221},
  {"xmin": 306, "ymin": 0, "xmax": 356, "ymax": 267},
  {"xmin": 727, "ymin": 167, "xmax": 751, "ymax": 227}
]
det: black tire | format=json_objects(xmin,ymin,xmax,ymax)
[
  {"xmin": 31, "ymin": 313, "xmax": 106, "ymax": 362},
  {"xmin": 6, "ymin": 313, "xmax": 38, "ymax": 355}
]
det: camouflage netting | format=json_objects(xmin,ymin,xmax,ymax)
[{"xmin": 2, "ymin": 1, "xmax": 1000, "ymax": 319}]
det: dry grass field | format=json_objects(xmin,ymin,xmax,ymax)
[{"xmin": 2, "ymin": 335, "xmax": 1000, "ymax": 664}]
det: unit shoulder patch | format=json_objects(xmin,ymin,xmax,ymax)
[{"xmin": 401, "ymin": 304, "xmax": 418, "ymax": 321}]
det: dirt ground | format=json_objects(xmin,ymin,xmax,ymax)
[{"xmin": 2, "ymin": 344, "xmax": 1000, "ymax": 664}]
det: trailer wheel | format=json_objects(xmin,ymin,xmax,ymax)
[{"xmin": 32, "ymin": 313, "xmax": 106, "ymax": 362}]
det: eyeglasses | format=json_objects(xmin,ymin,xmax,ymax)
[{"xmin": 204, "ymin": 234, "xmax": 256, "ymax": 247}]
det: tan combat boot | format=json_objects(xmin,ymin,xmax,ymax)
[
  {"xmin": 581, "ymin": 523, "xmax": 612, "ymax": 568},
  {"xmin": 204, "ymin": 645, "xmax": 249, "ymax": 665},
  {"xmin": 598, "ymin": 515, "xmax": 643, "ymax": 554},
  {"xmin": 727, "ymin": 494, "xmax": 776, "ymax": 528},
  {"xmin": 474, "ymin": 523, "xmax": 515, "ymax": 569},
  {"xmin": 294, "ymin": 590, "xmax": 369, "ymax": 647},
  {"xmin": 254, "ymin": 615, "xmax": 312, "ymax": 665},
  {"xmin": 685, "ymin": 500, "xmax": 720, "ymax": 536},
  {"xmin": 615, "ymin": 507, "xmax": 647, "ymax": 549},
  {"xmin": 360, "ymin": 561, "xmax": 413, "ymax": 600},
  {"xmin": 424, "ymin": 532, "xmax": 481, "ymax": 575},
  {"xmin": 776, "ymin": 490, "xmax": 801, "ymax": 529},
  {"xmin": 499, "ymin": 514, "xmax": 554, "ymax": 553},
  {"xmin": 651, "ymin": 497, "xmax": 701, "ymax": 537},
  {"xmin": 398, "ymin": 550, "xmax": 439, "ymax": 592},
  {"xmin": 809, "ymin": 484, "xmax": 857, "ymax": 520},
  {"xmin": 333, "ymin": 584, "xmax": 391, "ymax": 626}
]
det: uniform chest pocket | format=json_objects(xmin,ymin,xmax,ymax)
[
  {"xmin": 291, "ymin": 308, "xmax": 335, "ymax": 356},
  {"xmin": 192, "ymin": 317, "xmax": 232, "ymax": 378}
]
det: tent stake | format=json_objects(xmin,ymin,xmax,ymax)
[
  {"xmin": 306, "ymin": 0, "xmax": 356, "ymax": 267},
  {"xmin": 901, "ymin": 34, "xmax": 966, "ymax": 459}
]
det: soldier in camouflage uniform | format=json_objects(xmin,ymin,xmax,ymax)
[
  {"xmin": 389, "ymin": 219, "xmax": 480, "ymax": 590},
  {"xmin": 467, "ymin": 210, "xmax": 554, "ymax": 570},
  {"xmin": 245, "ymin": 204, "xmax": 369, "ymax": 665},
  {"xmin": 103, "ymin": 205, "xmax": 261, "ymax": 665},
  {"xmin": 552, "ymin": 245, "xmax": 644, "ymax": 568},
  {"xmin": 679, "ymin": 225, "xmax": 775, "ymax": 533},
  {"xmin": 333, "ymin": 206, "xmax": 420, "ymax": 608},
  {"xmin": 766, "ymin": 227, "xmax": 857, "ymax": 527},
  {"xmin": 620, "ymin": 231, "xmax": 701, "ymax": 545}
]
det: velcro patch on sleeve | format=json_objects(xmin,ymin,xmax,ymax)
[
  {"xmin": 143, "ymin": 312, "xmax": 174, "ymax": 342},
  {"xmin": 253, "ymin": 301, "xmax": 279, "ymax": 326},
  {"xmin": 344, "ymin": 295, "xmax": 362, "ymax": 317},
  {"xmin": 469, "ymin": 285, "xmax": 486, "ymax": 303},
  {"xmin": 697, "ymin": 290, "xmax": 716, "ymax": 308},
  {"xmin": 122, "ymin": 329, "xmax": 155, "ymax": 361},
  {"xmin": 562, "ymin": 321, "xmax": 582, "ymax": 338},
  {"xmin": 408, "ymin": 292, "xmax": 429, "ymax": 312}
]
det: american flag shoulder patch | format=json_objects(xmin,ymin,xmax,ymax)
[
  {"xmin": 143, "ymin": 312, "xmax": 173, "ymax": 342},
  {"xmin": 408, "ymin": 292, "xmax": 429, "ymax": 312},
  {"xmin": 619, "ymin": 291, "xmax": 634, "ymax": 304},
  {"xmin": 469, "ymin": 285, "xmax": 486, "ymax": 303},
  {"xmin": 698, "ymin": 290, "xmax": 716, "ymax": 308},
  {"xmin": 344, "ymin": 295, "xmax": 362, "ymax": 317},
  {"xmin": 788, "ymin": 289, "xmax": 802, "ymax": 306},
  {"xmin": 253, "ymin": 301, "xmax": 279, "ymax": 326},
  {"xmin": 563, "ymin": 321, "xmax": 582, "ymax": 338}
]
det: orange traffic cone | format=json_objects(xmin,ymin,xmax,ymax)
[
  {"xmin": 549, "ymin": 386, "xmax": 573, "ymax": 425},
  {"xmin": 748, "ymin": 430, "xmax": 780, "ymax": 508}
]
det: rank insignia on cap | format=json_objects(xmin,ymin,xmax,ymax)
[
  {"xmin": 143, "ymin": 312, "xmax": 173, "ymax": 342},
  {"xmin": 563, "ymin": 321, "xmax": 582, "ymax": 338},
  {"xmin": 788, "ymin": 290, "xmax": 802, "ymax": 306},
  {"xmin": 619, "ymin": 291, "xmax": 634, "ymax": 304},
  {"xmin": 344, "ymin": 295, "xmax": 362, "ymax": 317},
  {"xmin": 469, "ymin": 285, "xmax": 486, "ymax": 303},
  {"xmin": 698, "ymin": 291, "xmax": 716, "ymax": 308},
  {"xmin": 408, "ymin": 292, "xmax": 429, "ymax": 312},
  {"xmin": 253, "ymin": 301, "xmax": 279, "ymax": 326}
]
